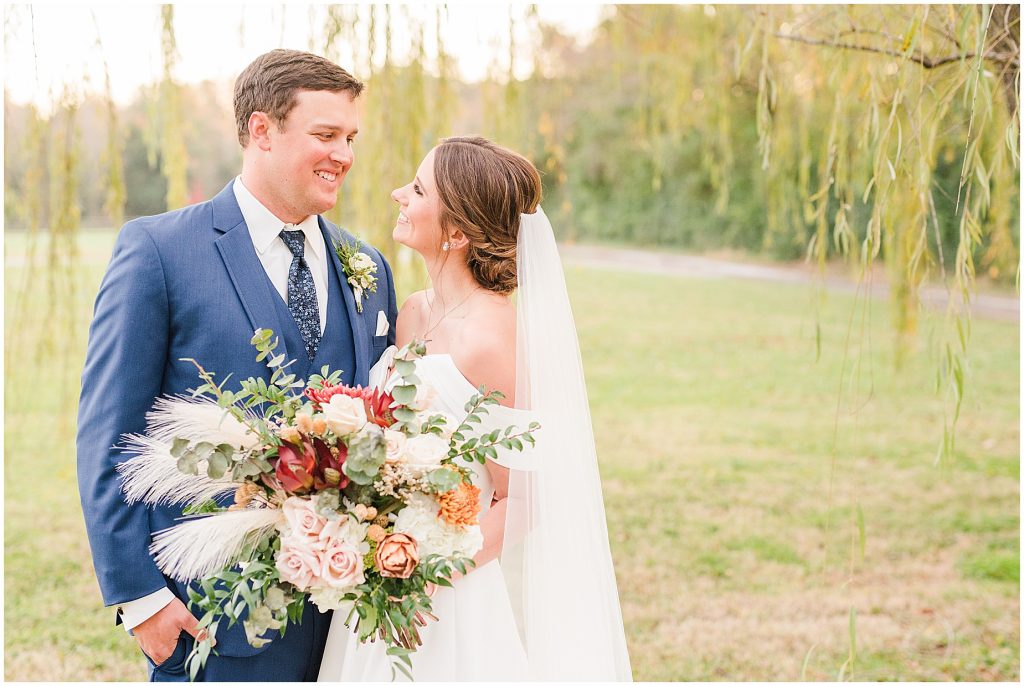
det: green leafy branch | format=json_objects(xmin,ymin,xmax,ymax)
[
  {"xmin": 183, "ymin": 532, "xmax": 301, "ymax": 681},
  {"xmin": 446, "ymin": 389, "xmax": 541, "ymax": 465},
  {"xmin": 342, "ymin": 553, "xmax": 475, "ymax": 680}
]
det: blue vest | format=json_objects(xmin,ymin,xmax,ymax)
[{"xmin": 266, "ymin": 245, "xmax": 356, "ymax": 384}]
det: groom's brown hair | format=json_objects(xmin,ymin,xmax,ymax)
[{"xmin": 234, "ymin": 49, "xmax": 364, "ymax": 147}]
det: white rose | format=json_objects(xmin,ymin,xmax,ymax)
[
  {"xmin": 383, "ymin": 429, "xmax": 406, "ymax": 463},
  {"xmin": 400, "ymin": 434, "xmax": 449, "ymax": 475},
  {"xmin": 321, "ymin": 394, "xmax": 367, "ymax": 436},
  {"xmin": 319, "ymin": 515, "xmax": 370, "ymax": 550},
  {"xmin": 350, "ymin": 252, "xmax": 376, "ymax": 271}
]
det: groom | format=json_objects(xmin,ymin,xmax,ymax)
[{"xmin": 77, "ymin": 49, "xmax": 397, "ymax": 681}]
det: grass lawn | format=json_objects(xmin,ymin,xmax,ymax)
[{"xmin": 5, "ymin": 229, "xmax": 1019, "ymax": 680}]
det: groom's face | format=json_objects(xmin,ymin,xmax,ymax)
[{"xmin": 264, "ymin": 89, "xmax": 359, "ymax": 220}]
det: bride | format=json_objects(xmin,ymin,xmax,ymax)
[{"xmin": 318, "ymin": 136, "xmax": 632, "ymax": 681}]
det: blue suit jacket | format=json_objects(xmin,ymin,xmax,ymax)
[{"xmin": 76, "ymin": 182, "xmax": 398, "ymax": 668}]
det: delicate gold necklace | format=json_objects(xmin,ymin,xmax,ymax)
[{"xmin": 422, "ymin": 287, "xmax": 482, "ymax": 340}]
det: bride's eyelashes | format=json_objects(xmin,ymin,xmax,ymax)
[{"xmin": 413, "ymin": 183, "xmax": 423, "ymax": 196}]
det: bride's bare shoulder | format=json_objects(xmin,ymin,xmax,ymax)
[
  {"xmin": 450, "ymin": 296, "xmax": 517, "ymax": 405},
  {"xmin": 396, "ymin": 290, "xmax": 431, "ymax": 347}
]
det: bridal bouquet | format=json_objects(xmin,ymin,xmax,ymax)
[{"xmin": 118, "ymin": 329, "xmax": 539, "ymax": 680}]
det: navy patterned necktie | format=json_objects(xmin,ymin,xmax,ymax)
[{"xmin": 279, "ymin": 229, "xmax": 321, "ymax": 359}]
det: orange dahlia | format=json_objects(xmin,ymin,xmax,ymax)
[{"xmin": 437, "ymin": 481, "xmax": 481, "ymax": 528}]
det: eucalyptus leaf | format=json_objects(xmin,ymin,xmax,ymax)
[{"xmin": 170, "ymin": 437, "xmax": 191, "ymax": 458}]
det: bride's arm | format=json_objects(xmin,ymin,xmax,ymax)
[{"xmin": 449, "ymin": 319, "xmax": 517, "ymax": 578}]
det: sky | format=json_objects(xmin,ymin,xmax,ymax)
[{"xmin": 3, "ymin": 3, "xmax": 608, "ymax": 114}]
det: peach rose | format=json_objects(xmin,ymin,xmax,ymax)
[
  {"xmin": 374, "ymin": 533, "xmax": 419, "ymax": 579},
  {"xmin": 276, "ymin": 537, "xmax": 321, "ymax": 591},
  {"xmin": 320, "ymin": 539, "xmax": 365, "ymax": 589}
]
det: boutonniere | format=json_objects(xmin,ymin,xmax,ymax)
[{"xmin": 335, "ymin": 239, "xmax": 378, "ymax": 313}]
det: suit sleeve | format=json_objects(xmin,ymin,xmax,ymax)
[{"xmin": 77, "ymin": 221, "xmax": 171, "ymax": 606}]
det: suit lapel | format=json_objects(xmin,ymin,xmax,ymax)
[
  {"xmin": 320, "ymin": 218, "xmax": 369, "ymax": 385},
  {"xmin": 211, "ymin": 183, "xmax": 292, "ymax": 365}
]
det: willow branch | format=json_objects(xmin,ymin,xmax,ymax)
[{"xmin": 773, "ymin": 32, "xmax": 1019, "ymax": 70}]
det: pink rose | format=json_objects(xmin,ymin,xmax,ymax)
[
  {"xmin": 276, "ymin": 537, "xmax": 321, "ymax": 591},
  {"xmin": 320, "ymin": 539, "xmax": 365, "ymax": 589},
  {"xmin": 282, "ymin": 497, "xmax": 326, "ymax": 539}
]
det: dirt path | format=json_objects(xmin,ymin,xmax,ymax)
[{"xmin": 560, "ymin": 243, "xmax": 1020, "ymax": 323}]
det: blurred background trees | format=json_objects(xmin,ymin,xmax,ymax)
[{"xmin": 6, "ymin": 5, "xmax": 1016, "ymax": 274}]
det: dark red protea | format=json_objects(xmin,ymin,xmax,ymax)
[
  {"xmin": 275, "ymin": 437, "xmax": 351, "ymax": 494},
  {"xmin": 312, "ymin": 438, "xmax": 350, "ymax": 490},
  {"xmin": 275, "ymin": 440, "xmax": 317, "ymax": 494}
]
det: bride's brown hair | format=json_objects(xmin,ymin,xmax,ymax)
[{"xmin": 432, "ymin": 136, "xmax": 542, "ymax": 294}]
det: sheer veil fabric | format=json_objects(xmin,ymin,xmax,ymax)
[{"xmin": 501, "ymin": 206, "xmax": 633, "ymax": 680}]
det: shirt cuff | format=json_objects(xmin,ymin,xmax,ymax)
[{"xmin": 118, "ymin": 588, "xmax": 175, "ymax": 632}]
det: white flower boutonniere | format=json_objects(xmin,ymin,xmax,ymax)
[{"xmin": 335, "ymin": 239, "xmax": 378, "ymax": 313}]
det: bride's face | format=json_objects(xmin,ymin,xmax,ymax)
[{"xmin": 391, "ymin": 148, "xmax": 444, "ymax": 256}]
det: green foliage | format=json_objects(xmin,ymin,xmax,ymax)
[
  {"xmin": 446, "ymin": 389, "xmax": 539, "ymax": 465},
  {"xmin": 343, "ymin": 429, "xmax": 387, "ymax": 486},
  {"xmin": 959, "ymin": 540, "xmax": 1021, "ymax": 583},
  {"xmin": 340, "ymin": 552, "xmax": 475, "ymax": 679},
  {"xmin": 183, "ymin": 533, "xmax": 298, "ymax": 680},
  {"xmin": 158, "ymin": 5, "xmax": 189, "ymax": 210}
]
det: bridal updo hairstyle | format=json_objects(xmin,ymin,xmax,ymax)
[
  {"xmin": 234, "ymin": 49, "xmax": 364, "ymax": 147},
  {"xmin": 433, "ymin": 136, "xmax": 542, "ymax": 295}
]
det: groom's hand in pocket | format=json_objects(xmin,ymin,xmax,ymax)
[{"xmin": 133, "ymin": 598, "xmax": 205, "ymax": 665}]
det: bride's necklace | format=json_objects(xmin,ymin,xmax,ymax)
[{"xmin": 421, "ymin": 287, "xmax": 482, "ymax": 340}]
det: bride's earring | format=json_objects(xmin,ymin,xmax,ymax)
[{"xmin": 442, "ymin": 241, "xmax": 450, "ymax": 251}]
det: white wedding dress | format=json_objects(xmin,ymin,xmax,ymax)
[{"xmin": 317, "ymin": 348, "xmax": 534, "ymax": 682}]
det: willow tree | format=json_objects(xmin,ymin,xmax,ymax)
[
  {"xmin": 156, "ymin": 5, "xmax": 188, "ymax": 210},
  {"xmin": 546, "ymin": 4, "xmax": 1017, "ymax": 458},
  {"xmin": 93, "ymin": 20, "xmax": 126, "ymax": 228},
  {"xmin": 739, "ymin": 5, "xmax": 1019, "ymax": 458},
  {"xmin": 323, "ymin": 5, "xmax": 453, "ymax": 297}
]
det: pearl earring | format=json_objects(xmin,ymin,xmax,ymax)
[{"xmin": 442, "ymin": 241, "xmax": 450, "ymax": 251}]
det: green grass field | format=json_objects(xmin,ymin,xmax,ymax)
[{"xmin": 5, "ymin": 229, "xmax": 1019, "ymax": 680}]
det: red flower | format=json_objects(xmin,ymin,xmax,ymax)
[
  {"xmin": 275, "ymin": 437, "xmax": 351, "ymax": 495},
  {"xmin": 305, "ymin": 383, "xmax": 365, "ymax": 409},
  {"xmin": 312, "ymin": 439, "xmax": 350, "ymax": 491},
  {"xmin": 364, "ymin": 388, "xmax": 397, "ymax": 428},
  {"xmin": 275, "ymin": 441, "xmax": 316, "ymax": 494}
]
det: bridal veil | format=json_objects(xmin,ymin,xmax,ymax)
[{"xmin": 500, "ymin": 206, "xmax": 633, "ymax": 680}]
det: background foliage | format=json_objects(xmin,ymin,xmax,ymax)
[{"xmin": 3, "ymin": 3, "xmax": 1019, "ymax": 682}]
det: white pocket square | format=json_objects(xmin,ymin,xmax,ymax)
[{"xmin": 375, "ymin": 310, "xmax": 390, "ymax": 337}]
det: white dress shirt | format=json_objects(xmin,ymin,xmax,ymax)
[
  {"xmin": 233, "ymin": 176, "xmax": 329, "ymax": 332},
  {"xmin": 117, "ymin": 177, "xmax": 331, "ymax": 631}
]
